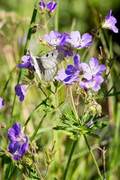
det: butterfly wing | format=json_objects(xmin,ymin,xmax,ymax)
[
  {"xmin": 43, "ymin": 66, "xmax": 58, "ymax": 81},
  {"xmin": 31, "ymin": 50, "xmax": 61, "ymax": 81}
]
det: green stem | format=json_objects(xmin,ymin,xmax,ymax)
[
  {"xmin": 11, "ymin": 3, "xmax": 38, "ymax": 118},
  {"xmin": 69, "ymin": 86, "xmax": 79, "ymax": 120},
  {"xmin": 24, "ymin": 6, "xmax": 38, "ymax": 54},
  {"xmin": 62, "ymin": 86, "xmax": 79, "ymax": 180},
  {"xmin": 30, "ymin": 113, "xmax": 46, "ymax": 141},
  {"xmin": 24, "ymin": 97, "xmax": 48, "ymax": 127},
  {"xmin": 84, "ymin": 135, "xmax": 103, "ymax": 180},
  {"xmin": 99, "ymin": 29, "xmax": 109, "ymax": 58},
  {"xmin": 1, "ymin": 67, "xmax": 16, "ymax": 96},
  {"xmin": 63, "ymin": 140, "xmax": 77, "ymax": 180},
  {"xmin": 54, "ymin": 0, "xmax": 59, "ymax": 31}
]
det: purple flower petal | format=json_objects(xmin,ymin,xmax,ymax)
[
  {"xmin": 18, "ymin": 55, "xmax": 33, "ymax": 69},
  {"xmin": 47, "ymin": 1, "xmax": 57, "ymax": 12},
  {"xmin": 80, "ymin": 75, "xmax": 104, "ymax": 92},
  {"xmin": 81, "ymin": 57, "xmax": 106, "ymax": 81},
  {"xmin": 55, "ymin": 69, "xmax": 68, "ymax": 81},
  {"xmin": 8, "ymin": 123, "xmax": 21, "ymax": 141},
  {"xmin": 65, "ymin": 65, "xmax": 75, "ymax": 75},
  {"xmin": 0, "ymin": 97, "xmax": 4, "ymax": 109},
  {"xmin": 55, "ymin": 54, "xmax": 81, "ymax": 84},
  {"xmin": 13, "ymin": 154, "xmax": 22, "ymax": 161},
  {"xmin": 67, "ymin": 31, "xmax": 81, "ymax": 48},
  {"xmin": 80, "ymin": 57, "xmax": 106, "ymax": 91},
  {"xmin": 79, "ymin": 33, "xmax": 92, "ymax": 48},
  {"xmin": 81, "ymin": 63, "xmax": 92, "ymax": 80},
  {"xmin": 39, "ymin": 0, "xmax": 46, "ymax": 10},
  {"xmin": 89, "ymin": 57, "xmax": 106, "ymax": 76},
  {"xmin": 18, "ymin": 137, "xmax": 29, "ymax": 156},
  {"xmin": 8, "ymin": 141, "xmax": 20, "ymax": 154},
  {"xmin": 67, "ymin": 31, "xmax": 92, "ymax": 49},
  {"xmin": 44, "ymin": 31, "xmax": 62, "ymax": 46},
  {"xmin": 15, "ymin": 84, "xmax": 27, "ymax": 102}
]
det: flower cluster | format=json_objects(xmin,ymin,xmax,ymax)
[
  {"xmin": 39, "ymin": 0, "xmax": 57, "ymax": 13},
  {"xmin": 56, "ymin": 55, "xmax": 106, "ymax": 92},
  {"xmin": 16, "ymin": 9, "xmax": 118, "ymax": 101},
  {"xmin": 43, "ymin": 30, "xmax": 92, "ymax": 57},
  {"xmin": 8, "ymin": 123, "xmax": 29, "ymax": 160}
]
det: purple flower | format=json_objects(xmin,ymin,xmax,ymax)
[
  {"xmin": 55, "ymin": 54, "xmax": 81, "ymax": 84},
  {"xmin": 39, "ymin": 0, "xmax": 57, "ymax": 13},
  {"xmin": 15, "ymin": 84, "xmax": 27, "ymax": 102},
  {"xmin": 18, "ymin": 55, "xmax": 33, "ymax": 69},
  {"xmin": 44, "ymin": 31, "xmax": 66, "ymax": 47},
  {"xmin": 47, "ymin": 1, "xmax": 57, "ymax": 12},
  {"xmin": 67, "ymin": 31, "xmax": 92, "ymax": 49},
  {"xmin": 80, "ymin": 75, "xmax": 104, "ymax": 92},
  {"xmin": 8, "ymin": 123, "xmax": 29, "ymax": 160},
  {"xmin": 0, "ymin": 97, "xmax": 4, "ymax": 109},
  {"xmin": 80, "ymin": 58, "xmax": 106, "ymax": 91},
  {"xmin": 39, "ymin": 0, "xmax": 46, "ymax": 10},
  {"xmin": 102, "ymin": 10, "xmax": 118, "ymax": 33},
  {"xmin": 81, "ymin": 58, "xmax": 106, "ymax": 80}
]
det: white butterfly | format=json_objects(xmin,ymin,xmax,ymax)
[{"xmin": 31, "ymin": 49, "xmax": 64, "ymax": 81}]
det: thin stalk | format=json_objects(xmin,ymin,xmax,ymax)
[
  {"xmin": 1, "ymin": 67, "xmax": 16, "ymax": 96},
  {"xmin": 24, "ymin": 97, "xmax": 48, "ymax": 127},
  {"xmin": 38, "ymin": 85, "xmax": 48, "ymax": 97},
  {"xmin": 62, "ymin": 86, "xmax": 78, "ymax": 180},
  {"xmin": 54, "ymin": 0, "xmax": 59, "ymax": 31},
  {"xmin": 24, "ymin": 3, "xmax": 38, "ymax": 54},
  {"xmin": 84, "ymin": 135, "xmax": 103, "ymax": 180},
  {"xmin": 69, "ymin": 86, "xmax": 79, "ymax": 120},
  {"xmin": 11, "ymin": 2, "xmax": 38, "ymax": 118},
  {"xmin": 30, "ymin": 113, "xmax": 46, "ymax": 141},
  {"xmin": 99, "ymin": 29, "xmax": 109, "ymax": 58},
  {"xmin": 63, "ymin": 140, "xmax": 77, "ymax": 180}
]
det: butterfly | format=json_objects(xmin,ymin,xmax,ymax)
[{"xmin": 31, "ymin": 49, "xmax": 64, "ymax": 81}]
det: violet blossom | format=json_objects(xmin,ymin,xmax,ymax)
[
  {"xmin": 80, "ymin": 58, "xmax": 106, "ymax": 91},
  {"xmin": 8, "ymin": 123, "xmax": 29, "ymax": 160},
  {"xmin": 39, "ymin": 0, "xmax": 46, "ymax": 10},
  {"xmin": 44, "ymin": 31, "xmax": 74, "ymax": 56},
  {"xmin": 44, "ymin": 31, "xmax": 67, "ymax": 47},
  {"xmin": 81, "ymin": 57, "xmax": 106, "ymax": 81},
  {"xmin": 15, "ymin": 84, "xmax": 27, "ymax": 102},
  {"xmin": 0, "ymin": 97, "xmax": 4, "ymax": 109},
  {"xmin": 39, "ymin": 0, "xmax": 57, "ymax": 13},
  {"xmin": 47, "ymin": 1, "xmax": 57, "ymax": 12},
  {"xmin": 80, "ymin": 75, "xmax": 104, "ymax": 92},
  {"xmin": 18, "ymin": 55, "xmax": 33, "ymax": 69},
  {"xmin": 102, "ymin": 10, "xmax": 118, "ymax": 33}
]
